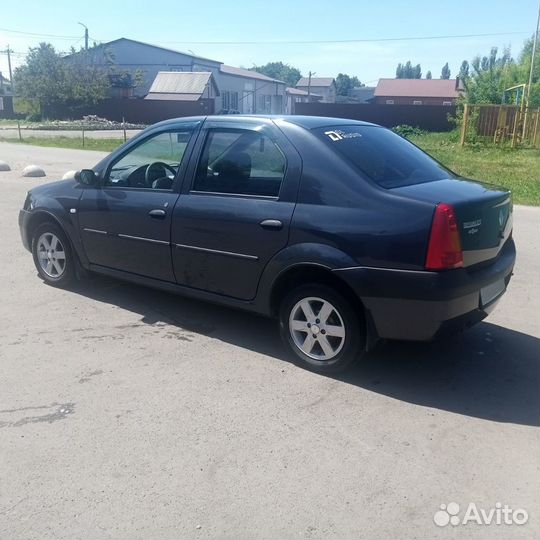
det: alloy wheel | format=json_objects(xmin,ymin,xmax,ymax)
[
  {"xmin": 36, "ymin": 232, "xmax": 66, "ymax": 278},
  {"xmin": 289, "ymin": 296, "xmax": 346, "ymax": 362}
]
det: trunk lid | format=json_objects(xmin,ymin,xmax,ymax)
[{"xmin": 392, "ymin": 178, "xmax": 512, "ymax": 267}]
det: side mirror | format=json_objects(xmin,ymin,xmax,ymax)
[{"xmin": 75, "ymin": 169, "xmax": 98, "ymax": 186}]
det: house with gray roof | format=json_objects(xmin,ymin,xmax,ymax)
[
  {"xmin": 66, "ymin": 37, "xmax": 287, "ymax": 114},
  {"xmin": 295, "ymin": 77, "xmax": 336, "ymax": 103}
]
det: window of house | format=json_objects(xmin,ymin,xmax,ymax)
[
  {"xmin": 222, "ymin": 91, "xmax": 239, "ymax": 111},
  {"xmin": 442, "ymin": 101, "xmax": 452, "ymax": 106},
  {"xmin": 222, "ymin": 90, "xmax": 230, "ymax": 110},
  {"xmin": 0, "ymin": 97, "xmax": 3, "ymax": 111},
  {"xmin": 230, "ymin": 91, "xmax": 239, "ymax": 110},
  {"xmin": 258, "ymin": 95, "xmax": 272, "ymax": 113},
  {"xmin": 413, "ymin": 100, "xmax": 422, "ymax": 105},
  {"xmin": 385, "ymin": 99, "xmax": 395, "ymax": 105},
  {"xmin": 192, "ymin": 129, "xmax": 286, "ymax": 197}
]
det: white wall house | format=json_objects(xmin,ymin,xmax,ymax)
[{"xmin": 66, "ymin": 38, "xmax": 286, "ymax": 114}]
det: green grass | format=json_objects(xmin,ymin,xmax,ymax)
[
  {"xmin": 1, "ymin": 131, "xmax": 539, "ymax": 205},
  {"xmin": 410, "ymin": 132, "xmax": 539, "ymax": 206},
  {"xmin": 0, "ymin": 136, "xmax": 125, "ymax": 153}
]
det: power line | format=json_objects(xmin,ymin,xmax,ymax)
[
  {"xmin": 0, "ymin": 26, "xmax": 532, "ymax": 46},
  {"xmin": 154, "ymin": 30, "xmax": 532, "ymax": 46},
  {"xmin": 0, "ymin": 26, "xmax": 80, "ymax": 40}
]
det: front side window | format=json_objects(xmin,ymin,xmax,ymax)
[
  {"xmin": 105, "ymin": 127, "xmax": 196, "ymax": 189},
  {"xmin": 315, "ymin": 125, "xmax": 453, "ymax": 189},
  {"xmin": 192, "ymin": 128, "xmax": 286, "ymax": 197}
]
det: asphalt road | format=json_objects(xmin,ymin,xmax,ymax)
[{"xmin": 0, "ymin": 142, "xmax": 538, "ymax": 540}]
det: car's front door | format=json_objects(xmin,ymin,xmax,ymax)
[
  {"xmin": 79, "ymin": 123, "xmax": 199, "ymax": 281},
  {"xmin": 171, "ymin": 119, "xmax": 301, "ymax": 300}
]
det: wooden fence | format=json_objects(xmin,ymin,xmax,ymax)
[{"xmin": 460, "ymin": 104, "xmax": 540, "ymax": 147}]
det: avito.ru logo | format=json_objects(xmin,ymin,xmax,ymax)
[{"xmin": 434, "ymin": 502, "xmax": 528, "ymax": 527}]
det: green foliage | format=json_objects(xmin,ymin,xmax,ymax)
[
  {"xmin": 460, "ymin": 36, "xmax": 540, "ymax": 107},
  {"xmin": 458, "ymin": 60, "xmax": 470, "ymax": 79},
  {"xmin": 13, "ymin": 43, "xmax": 110, "ymax": 117},
  {"xmin": 426, "ymin": 71, "xmax": 432, "ymax": 79},
  {"xmin": 335, "ymin": 73, "xmax": 362, "ymax": 96},
  {"xmin": 13, "ymin": 97, "xmax": 41, "ymax": 120},
  {"xmin": 441, "ymin": 62, "xmax": 451, "ymax": 79},
  {"xmin": 249, "ymin": 61, "xmax": 302, "ymax": 87},
  {"xmin": 396, "ymin": 61, "xmax": 422, "ymax": 79},
  {"xmin": 391, "ymin": 125, "xmax": 426, "ymax": 138}
]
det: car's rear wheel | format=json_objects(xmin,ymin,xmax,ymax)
[
  {"xmin": 31, "ymin": 222, "xmax": 75, "ymax": 287},
  {"xmin": 279, "ymin": 284, "xmax": 365, "ymax": 373}
]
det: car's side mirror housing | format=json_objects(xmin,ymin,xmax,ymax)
[{"xmin": 75, "ymin": 169, "xmax": 98, "ymax": 186}]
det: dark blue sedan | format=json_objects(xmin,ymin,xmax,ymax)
[{"xmin": 19, "ymin": 116, "xmax": 515, "ymax": 372}]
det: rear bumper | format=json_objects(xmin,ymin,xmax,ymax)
[{"xmin": 334, "ymin": 238, "xmax": 515, "ymax": 341}]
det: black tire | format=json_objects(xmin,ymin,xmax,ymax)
[
  {"xmin": 31, "ymin": 222, "xmax": 75, "ymax": 287},
  {"xmin": 279, "ymin": 283, "xmax": 366, "ymax": 373}
]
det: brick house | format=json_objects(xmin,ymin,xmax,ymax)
[{"xmin": 374, "ymin": 78, "xmax": 463, "ymax": 106}]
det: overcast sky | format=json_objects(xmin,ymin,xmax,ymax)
[{"xmin": 1, "ymin": 0, "xmax": 538, "ymax": 84}]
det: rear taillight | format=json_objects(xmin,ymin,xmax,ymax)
[{"xmin": 425, "ymin": 203, "xmax": 463, "ymax": 270}]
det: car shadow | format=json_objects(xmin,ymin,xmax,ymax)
[{"xmin": 69, "ymin": 274, "xmax": 539, "ymax": 427}]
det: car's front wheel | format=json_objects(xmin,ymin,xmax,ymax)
[
  {"xmin": 279, "ymin": 284, "xmax": 365, "ymax": 373},
  {"xmin": 31, "ymin": 222, "xmax": 75, "ymax": 287}
]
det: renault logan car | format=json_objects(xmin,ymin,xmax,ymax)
[{"xmin": 19, "ymin": 116, "xmax": 515, "ymax": 372}]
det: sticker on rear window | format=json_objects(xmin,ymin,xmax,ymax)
[{"xmin": 324, "ymin": 130, "xmax": 362, "ymax": 141}]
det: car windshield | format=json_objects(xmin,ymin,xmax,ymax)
[{"xmin": 314, "ymin": 125, "xmax": 454, "ymax": 188}]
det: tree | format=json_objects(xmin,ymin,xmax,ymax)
[
  {"xmin": 14, "ymin": 43, "xmax": 109, "ymax": 116},
  {"xmin": 458, "ymin": 41, "xmax": 540, "ymax": 106},
  {"xmin": 426, "ymin": 71, "xmax": 432, "ymax": 79},
  {"xmin": 395, "ymin": 61, "xmax": 422, "ymax": 78},
  {"xmin": 458, "ymin": 60, "xmax": 469, "ymax": 79},
  {"xmin": 249, "ymin": 61, "xmax": 302, "ymax": 87},
  {"xmin": 335, "ymin": 73, "xmax": 362, "ymax": 96},
  {"xmin": 441, "ymin": 62, "xmax": 451, "ymax": 79}
]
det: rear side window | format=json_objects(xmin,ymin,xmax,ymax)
[
  {"xmin": 192, "ymin": 128, "xmax": 286, "ymax": 197},
  {"xmin": 315, "ymin": 125, "xmax": 453, "ymax": 188}
]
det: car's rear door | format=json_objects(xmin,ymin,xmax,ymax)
[
  {"xmin": 171, "ymin": 118, "xmax": 301, "ymax": 300},
  {"xmin": 78, "ymin": 122, "xmax": 200, "ymax": 282}
]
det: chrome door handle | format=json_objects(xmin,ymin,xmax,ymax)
[
  {"xmin": 148, "ymin": 209, "xmax": 166, "ymax": 219},
  {"xmin": 260, "ymin": 219, "xmax": 283, "ymax": 230}
]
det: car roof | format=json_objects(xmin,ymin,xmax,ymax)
[{"xmin": 148, "ymin": 115, "xmax": 378, "ymax": 131}]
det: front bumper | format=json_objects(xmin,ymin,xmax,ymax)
[
  {"xmin": 334, "ymin": 238, "xmax": 515, "ymax": 341},
  {"xmin": 19, "ymin": 209, "xmax": 32, "ymax": 251}
]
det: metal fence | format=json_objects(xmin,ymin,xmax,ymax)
[
  {"xmin": 294, "ymin": 102, "xmax": 456, "ymax": 131},
  {"xmin": 460, "ymin": 104, "xmax": 540, "ymax": 148}
]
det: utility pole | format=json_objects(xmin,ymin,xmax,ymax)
[
  {"xmin": 307, "ymin": 71, "xmax": 315, "ymax": 101},
  {"xmin": 6, "ymin": 45, "xmax": 13, "ymax": 89},
  {"xmin": 526, "ymin": 2, "xmax": 540, "ymax": 106},
  {"xmin": 78, "ymin": 22, "xmax": 89, "ymax": 51}
]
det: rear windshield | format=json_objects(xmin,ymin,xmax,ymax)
[{"xmin": 314, "ymin": 125, "xmax": 453, "ymax": 188}]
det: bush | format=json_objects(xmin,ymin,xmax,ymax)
[{"xmin": 391, "ymin": 125, "xmax": 426, "ymax": 138}]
